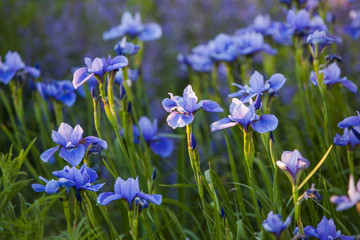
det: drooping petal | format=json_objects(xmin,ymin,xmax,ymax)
[
  {"xmin": 338, "ymin": 115, "xmax": 360, "ymax": 128},
  {"xmin": 0, "ymin": 69, "xmax": 16, "ymax": 85},
  {"xmin": 52, "ymin": 166, "xmax": 71, "ymax": 179},
  {"xmin": 251, "ymin": 114, "xmax": 278, "ymax": 133},
  {"xmin": 73, "ymin": 67, "xmax": 95, "ymax": 89},
  {"xmin": 139, "ymin": 23, "xmax": 162, "ymax": 41},
  {"xmin": 32, "ymin": 184, "xmax": 45, "ymax": 192},
  {"xmin": 103, "ymin": 26, "xmax": 126, "ymax": 41},
  {"xmin": 97, "ymin": 192, "xmax": 122, "ymax": 205},
  {"xmin": 59, "ymin": 145, "xmax": 85, "ymax": 166},
  {"xmin": 40, "ymin": 146, "xmax": 60, "ymax": 163},
  {"xmin": 82, "ymin": 183, "xmax": 105, "ymax": 192},
  {"xmin": 340, "ymin": 78, "xmax": 358, "ymax": 93},
  {"xmin": 198, "ymin": 100, "xmax": 224, "ymax": 112},
  {"xmin": 136, "ymin": 192, "xmax": 162, "ymax": 205},
  {"xmin": 210, "ymin": 118, "xmax": 237, "ymax": 131},
  {"xmin": 166, "ymin": 111, "xmax": 194, "ymax": 129},
  {"xmin": 45, "ymin": 180, "xmax": 60, "ymax": 193},
  {"xmin": 268, "ymin": 73, "xmax": 287, "ymax": 92},
  {"xmin": 24, "ymin": 66, "xmax": 41, "ymax": 78},
  {"xmin": 150, "ymin": 137, "xmax": 174, "ymax": 158}
]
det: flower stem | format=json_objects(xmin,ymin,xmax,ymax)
[
  {"xmin": 61, "ymin": 197, "xmax": 72, "ymax": 237},
  {"xmin": 292, "ymin": 185, "xmax": 303, "ymax": 232}
]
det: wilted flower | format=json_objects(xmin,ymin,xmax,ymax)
[
  {"xmin": 304, "ymin": 183, "xmax": 322, "ymax": 203},
  {"xmin": 0, "ymin": 51, "xmax": 40, "ymax": 85},
  {"xmin": 310, "ymin": 63, "xmax": 357, "ymax": 93},
  {"xmin": 40, "ymin": 123, "xmax": 107, "ymax": 166},
  {"xmin": 330, "ymin": 175, "xmax": 360, "ymax": 212},
  {"xmin": 97, "ymin": 176, "xmax": 162, "ymax": 209},
  {"xmin": 72, "ymin": 56, "xmax": 128, "ymax": 89},
  {"xmin": 162, "ymin": 85, "xmax": 223, "ymax": 129},
  {"xmin": 114, "ymin": 37, "xmax": 140, "ymax": 56},
  {"xmin": 307, "ymin": 30, "xmax": 334, "ymax": 58},
  {"xmin": 210, "ymin": 98, "xmax": 278, "ymax": 133},
  {"xmin": 37, "ymin": 80, "xmax": 76, "ymax": 107},
  {"xmin": 103, "ymin": 11, "xmax": 162, "ymax": 42},
  {"xmin": 32, "ymin": 164, "xmax": 104, "ymax": 201},
  {"xmin": 276, "ymin": 149, "xmax": 310, "ymax": 186},
  {"xmin": 304, "ymin": 216, "xmax": 355, "ymax": 240},
  {"xmin": 262, "ymin": 211, "xmax": 291, "ymax": 240},
  {"xmin": 229, "ymin": 71, "xmax": 286, "ymax": 102},
  {"xmin": 134, "ymin": 116, "xmax": 174, "ymax": 158}
]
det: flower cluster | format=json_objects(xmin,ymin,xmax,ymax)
[{"xmin": 37, "ymin": 80, "xmax": 77, "ymax": 107}]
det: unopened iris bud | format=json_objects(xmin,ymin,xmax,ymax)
[
  {"xmin": 190, "ymin": 132, "xmax": 197, "ymax": 150},
  {"xmin": 120, "ymin": 84, "xmax": 126, "ymax": 99},
  {"xmin": 270, "ymin": 131, "xmax": 275, "ymax": 143},
  {"xmin": 257, "ymin": 198, "xmax": 262, "ymax": 211},
  {"xmin": 152, "ymin": 168, "xmax": 157, "ymax": 180},
  {"xmin": 128, "ymin": 102, "xmax": 132, "ymax": 113},
  {"xmin": 220, "ymin": 206, "xmax": 225, "ymax": 218}
]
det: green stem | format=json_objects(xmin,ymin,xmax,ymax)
[
  {"xmin": 53, "ymin": 100, "xmax": 63, "ymax": 127},
  {"xmin": 62, "ymin": 197, "xmax": 72, "ymax": 236},
  {"xmin": 292, "ymin": 185, "xmax": 303, "ymax": 232},
  {"xmin": 347, "ymin": 147, "xmax": 354, "ymax": 175}
]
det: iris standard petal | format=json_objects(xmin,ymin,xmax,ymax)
[
  {"xmin": 40, "ymin": 146, "xmax": 60, "ymax": 163},
  {"xmin": 139, "ymin": 23, "xmax": 162, "ymax": 41},
  {"xmin": 251, "ymin": 114, "xmax": 278, "ymax": 133},
  {"xmin": 71, "ymin": 125, "xmax": 84, "ymax": 145},
  {"xmin": 97, "ymin": 192, "xmax": 122, "ymax": 205},
  {"xmin": 57, "ymin": 123, "xmax": 74, "ymax": 142},
  {"xmin": 249, "ymin": 71, "xmax": 265, "ymax": 92},
  {"xmin": 59, "ymin": 145, "xmax": 85, "ymax": 166},
  {"xmin": 73, "ymin": 67, "xmax": 95, "ymax": 89},
  {"xmin": 338, "ymin": 115, "xmax": 360, "ymax": 128},
  {"xmin": 166, "ymin": 111, "xmax": 194, "ymax": 129},
  {"xmin": 162, "ymin": 98, "xmax": 177, "ymax": 112},
  {"xmin": 183, "ymin": 85, "xmax": 198, "ymax": 113},
  {"xmin": 105, "ymin": 55, "xmax": 128, "ymax": 71},
  {"xmin": 268, "ymin": 73, "xmax": 287, "ymax": 92},
  {"xmin": 136, "ymin": 192, "xmax": 162, "ymax": 205},
  {"xmin": 121, "ymin": 177, "xmax": 141, "ymax": 206},
  {"xmin": 199, "ymin": 100, "xmax": 224, "ymax": 112},
  {"xmin": 51, "ymin": 130, "xmax": 67, "ymax": 146},
  {"xmin": 210, "ymin": 118, "xmax": 238, "ymax": 131},
  {"xmin": 150, "ymin": 137, "xmax": 174, "ymax": 158}
]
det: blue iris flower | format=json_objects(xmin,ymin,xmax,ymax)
[
  {"xmin": 37, "ymin": 80, "xmax": 76, "ymax": 107},
  {"xmin": 337, "ymin": 111, "xmax": 360, "ymax": 129},
  {"xmin": 229, "ymin": 71, "xmax": 287, "ymax": 102},
  {"xmin": 304, "ymin": 216, "xmax": 354, "ymax": 240},
  {"xmin": 233, "ymin": 31, "xmax": 277, "ymax": 56},
  {"xmin": 114, "ymin": 37, "xmax": 140, "ymax": 56},
  {"xmin": 97, "ymin": 176, "xmax": 162, "ymax": 209},
  {"xmin": 72, "ymin": 55, "xmax": 128, "ymax": 89},
  {"xmin": 0, "ymin": 51, "xmax": 40, "ymax": 85},
  {"xmin": 334, "ymin": 126, "xmax": 360, "ymax": 149},
  {"xmin": 330, "ymin": 175, "xmax": 360, "ymax": 212},
  {"xmin": 103, "ymin": 11, "xmax": 162, "ymax": 42},
  {"xmin": 276, "ymin": 149, "xmax": 310, "ymax": 186},
  {"xmin": 344, "ymin": 10, "xmax": 360, "ymax": 39},
  {"xmin": 210, "ymin": 98, "xmax": 278, "ymax": 133},
  {"xmin": 262, "ymin": 211, "xmax": 291, "ymax": 240},
  {"xmin": 134, "ymin": 116, "xmax": 174, "ymax": 158},
  {"xmin": 40, "ymin": 123, "xmax": 107, "ymax": 166},
  {"xmin": 177, "ymin": 53, "xmax": 213, "ymax": 73},
  {"xmin": 32, "ymin": 164, "xmax": 104, "ymax": 201},
  {"xmin": 206, "ymin": 33, "xmax": 238, "ymax": 62},
  {"xmin": 162, "ymin": 85, "xmax": 223, "ymax": 129},
  {"xmin": 310, "ymin": 63, "xmax": 357, "ymax": 93},
  {"xmin": 307, "ymin": 30, "xmax": 334, "ymax": 57}
]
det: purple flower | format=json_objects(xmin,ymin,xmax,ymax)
[
  {"xmin": 207, "ymin": 34, "xmax": 238, "ymax": 62},
  {"xmin": 229, "ymin": 71, "xmax": 286, "ymax": 102},
  {"xmin": 304, "ymin": 216, "xmax": 354, "ymax": 240},
  {"xmin": 337, "ymin": 111, "xmax": 360, "ymax": 129},
  {"xmin": 97, "ymin": 176, "xmax": 162, "ymax": 209},
  {"xmin": 233, "ymin": 31, "xmax": 277, "ymax": 56},
  {"xmin": 306, "ymin": 30, "xmax": 334, "ymax": 57},
  {"xmin": 72, "ymin": 55, "xmax": 128, "ymax": 89},
  {"xmin": 32, "ymin": 164, "xmax": 104, "ymax": 201},
  {"xmin": 286, "ymin": 9, "xmax": 311, "ymax": 35},
  {"xmin": 330, "ymin": 175, "xmax": 360, "ymax": 212},
  {"xmin": 210, "ymin": 98, "xmax": 278, "ymax": 133},
  {"xmin": 40, "ymin": 123, "xmax": 107, "ymax": 166},
  {"xmin": 114, "ymin": 37, "xmax": 140, "ymax": 56},
  {"xmin": 37, "ymin": 80, "xmax": 76, "ymax": 107},
  {"xmin": 276, "ymin": 149, "xmax": 310, "ymax": 185},
  {"xmin": 262, "ymin": 211, "xmax": 291, "ymax": 240},
  {"xmin": 334, "ymin": 126, "xmax": 360, "ymax": 149},
  {"xmin": 134, "ymin": 116, "xmax": 174, "ymax": 158},
  {"xmin": 162, "ymin": 85, "xmax": 223, "ymax": 129},
  {"xmin": 103, "ymin": 11, "xmax": 162, "ymax": 42},
  {"xmin": 310, "ymin": 63, "xmax": 357, "ymax": 93},
  {"xmin": 0, "ymin": 51, "xmax": 40, "ymax": 85}
]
